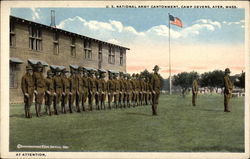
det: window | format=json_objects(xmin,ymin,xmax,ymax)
[
  {"xmin": 98, "ymin": 43, "xmax": 102, "ymax": 62},
  {"xmin": 10, "ymin": 64, "xmax": 17, "ymax": 88},
  {"xmin": 108, "ymin": 46, "xmax": 115, "ymax": 64},
  {"xmin": 70, "ymin": 37, "xmax": 76, "ymax": 57},
  {"xmin": 53, "ymin": 32, "xmax": 59, "ymax": 55},
  {"xmin": 84, "ymin": 40, "xmax": 92, "ymax": 60},
  {"xmin": 29, "ymin": 26, "xmax": 42, "ymax": 51},
  {"xmin": 10, "ymin": 21, "xmax": 15, "ymax": 47},
  {"xmin": 120, "ymin": 49, "xmax": 124, "ymax": 66}
]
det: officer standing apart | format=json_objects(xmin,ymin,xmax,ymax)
[
  {"xmin": 192, "ymin": 77, "xmax": 199, "ymax": 106},
  {"xmin": 21, "ymin": 65, "xmax": 35, "ymax": 118},
  {"xmin": 33, "ymin": 62, "xmax": 46, "ymax": 117},
  {"xmin": 151, "ymin": 65, "xmax": 161, "ymax": 116},
  {"xmin": 224, "ymin": 68, "xmax": 233, "ymax": 112}
]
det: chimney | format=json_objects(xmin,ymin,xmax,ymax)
[{"xmin": 50, "ymin": 10, "xmax": 56, "ymax": 28}]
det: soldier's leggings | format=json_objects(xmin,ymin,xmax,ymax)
[
  {"xmin": 76, "ymin": 92, "xmax": 82, "ymax": 112},
  {"xmin": 100, "ymin": 92, "xmax": 106, "ymax": 109},
  {"xmin": 123, "ymin": 92, "xmax": 127, "ymax": 107},
  {"xmin": 88, "ymin": 90, "xmax": 96, "ymax": 111},
  {"xmin": 224, "ymin": 93, "xmax": 232, "ymax": 111},
  {"xmin": 148, "ymin": 93, "xmax": 152, "ymax": 104},
  {"xmin": 69, "ymin": 92, "xmax": 76, "ymax": 113},
  {"xmin": 192, "ymin": 93, "xmax": 197, "ymax": 106},
  {"xmin": 108, "ymin": 92, "xmax": 113, "ymax": 109},
  {"xmin": 113, "ymin": 92, "xmax": 119, "ymax": 108},
  {"xmin": 144, "ymin": 92, "xmax": 148, "ymax": 105},
  {"xmin": 118, "ymin": 92, "xmax": 123, "ymax": 107},
  {"xmin": 152, "ymin": 92, "xmax": 160, "ymax": 115},
  {"xmin": 95, "ymin": 92, "xmax": 100, "ymax": 110},
  {"xmin": 126, "ymin": 92, "xmax": 131, "ymax": 107},
  {"xmin": 61, "ymin": 94, "xmax": 68, "ymax": 113},
  {"xmin": 139, "ymin": 92, "xmax": 143, "ymax": 105},
  {"xmin": 45, "ymin": 93, "xmax": 53, "ymax": 115},
  {"xmin": 24, "ymin": 94, "xmax": 33, "ymax": 118},
  {"xmin": 82, "ymin": 90, "xmax": 88, "ymax": 111}
]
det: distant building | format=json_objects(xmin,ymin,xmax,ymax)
[{"xmin": 9, "ymin": 16, "xmax": 129, "ymax": 103}]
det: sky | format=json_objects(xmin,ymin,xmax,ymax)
[{"xmin": 11, "ymin": 8, "xmax": 245, "ymax": 78}]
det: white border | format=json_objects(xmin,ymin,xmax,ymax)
[{"xmin": 1, "ymin": 1, "xmax": 249, "ymax": 159}]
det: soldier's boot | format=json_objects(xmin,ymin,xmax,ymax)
[{"xmin": 69, "ymin": 104, "xmax": 73, "ymax": 113}]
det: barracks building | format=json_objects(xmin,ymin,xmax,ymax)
[{"xmin": 9, "ymin": 16, "xmax": 130, "ymax": 103}]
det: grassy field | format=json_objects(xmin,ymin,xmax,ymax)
[{"xmin": 9, "ymin": 94, "xmax": 244, "ymax": 152}]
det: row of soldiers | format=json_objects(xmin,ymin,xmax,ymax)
[{"xmin": 21, "ymin": 62, "xmax": 161, "ymax": 118}]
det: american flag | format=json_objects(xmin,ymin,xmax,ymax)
[{"xmin": 169, "ymin": 14, "xmax": 183, "ymax": 28}]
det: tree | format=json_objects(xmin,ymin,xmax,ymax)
[
  {"xmin": 200, "ymin": 70, "xmax": 224, "ymax": 92},
  {"xmin": 173, "ymin": 71, "xmax": 199, "ymax": 97},
  {"xmin": 234, "ymin": 71, "xmax": 245, "ymax": 88}
]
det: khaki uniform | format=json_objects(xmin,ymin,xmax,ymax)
[
  {"xmin": 45, "ymin": 77, "xmax": 54, "ymax": 115},
  {"xmin": 88, "ymin": 77, "xmax": 97, "ymax": 111},
  {"xmin": 118, "ymin": 79, "xmax": 124, "ymax": 107},
  {"xmin": 33, "ymin": 72, "xmax": 46, "ymax": 116},
  {"xmin": 113, "ymin": 79, "xmax": 120, "ymax": 108},
  {"xmin": 69, "ymin": 75, "xmax": 77, "ymax": 113},
  {"xmin": 192, "ymin": 79, "xmax": 199, "ymax": 106},
  {"xmin": 76, "ymin": 74, "xmax": 83, "ymax": 112},
  {"xmin": 53, "ymin": 75, "xmax": 63, "ymax": 114},
  {"xmin": 126, "ymin": 79, "xmax": 132, "ymax": 107},
  {"xmin": 131, "ymin": 79, "xmax": 137, "ymax": 106},
  {"xmin": 82, "ymin": 76, "xmax": 89, "ymax": 111},
  {"xmin": 107, "ymin": 79, "xmax": 114, "ymax": 109},
  {"xmin": 144, "ymin": 82, "xmax": 149, "ymax": 105},
  {"xmin": 21, "ymin": 73, "xmax": 34, "ymax": 118},
  {"xmin": 61, "ymin": 75, "xmax": 70, "ymax": 113},
  {"xmin": 224, "ymin": 75, "xmax": 233, "ymax": 112},
  {"xmin": 151, "ymin": 73, "xmax": 161, "ymax": 115},
  {"xmin": 148, "ymin": 82, "xmax": 153, "ymax": 105},
  {"xmin": 135, "ymin": 80, "xmax": 140, "ymax": 106},
  {"xmin": 99, "ymin": 78, "xmax": 107, "ymax": 109},
  {"xmin": 122, "ymin": 79, "xmax": 127, "ymax": 107}
]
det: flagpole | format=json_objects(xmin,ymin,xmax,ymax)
[{"xmin": 168, "ymin": 13, "xmax": 172, "ymax": 95}]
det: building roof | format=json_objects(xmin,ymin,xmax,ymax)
[{"xmin": 10, "ymin": 16, "xmax": 130, "ymax": 50}]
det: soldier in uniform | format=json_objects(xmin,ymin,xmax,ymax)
[
  {"xmin": 21, "ymin": 65, "xmax": 34, "ymax": 118},
  {"xmin": 135, "ymin": 74, "xmax": 141, "ymax": 106},
  {"xmin": 81, "ymin": 67, "xmax": 89, "ymax": 111},
  {"xmin": 113, "ymin": 72, "xmax": 120, "ymax": 108},
  {"xmin": 126, "ymin": 74, "xmax": 132, "ymax": 107},
  {"xmin": 107, "ymin": 71, "xmax": 114, "ymax": 109},
  {"xmin": 61, "ymin": 68, "xmax": 70, "ymax": 113},
  {"xmin": 224, "ymin": 68, "xmax": 233, "ymax": 112},
  {"xmin": 118, "ymin": 72, "xmax": 124, "ymax": 108},
  {"xmin": 94, "ymin": 70, "xmax": 100, "ymax": 110},
  {"xmin": 147, "ymin": 77, "xmax": 153, "ymax": 105},
  {"xmin": 122, "ymin": 73, "xmax": 128, "ymax": 108},
  {"xmin": 144, "ymin": 77, "xmax": 149, "ymax": 105},
  {"xmin": 87, "ymin": 69, "xmax": 97, "ymax": 111},
  {"xmin": 131, "ymin": 74, "xmax": 136, "ymax": 107},
  {"xmin": 98, "ymin": 69, "xmax": 107, "ymax": 110},
  {"xmin": 33, "ymin": 62, "xmax": 46, "ymax": 117},
  {"xmin": 192, "ymin": 77, "xmax": 199, "ymax": 106},
  {"xmin": 53, "ymin": 67, "xmax": 63, "ymax": 115},
  {"xmin": 76, "ymin": 67, "xmax": 83, "ymax": 112},
  {"xmin": 151, "ymin": 65, "xmax": 161, "ymax": 115},
  {"xmin": 45, "ymin": 70, "xmax": 55, "ymax": 116},
  {"xmin": 69, "ymin": 66, "xmax": 78, "ymax": 113}
]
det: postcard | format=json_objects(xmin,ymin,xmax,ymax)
[{"xmin": 1, "ymin": 1, "xmax": 249, "ymax": 159}]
